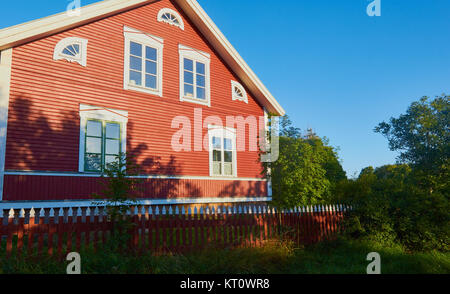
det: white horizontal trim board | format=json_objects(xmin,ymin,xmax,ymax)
[
  {"xmin": 0, "ymin": 197, "xmax": 273, "ymax": 217},
  {"xmin": 4, "ymin": 171, "xmax": 267, "ymax": 182}
]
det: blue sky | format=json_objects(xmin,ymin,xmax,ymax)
[{"xmin": 1, "ymin": 0, "xmax": 449, "ymax": 177}]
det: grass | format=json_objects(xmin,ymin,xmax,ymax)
[{"xmin": 0, "ymin": 238, "xmax": 449, "ymax": 274}]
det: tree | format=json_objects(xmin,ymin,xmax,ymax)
[
  {"xmin": 264, "ymin": 115, "xmax": 346, "ymax": 208},
  {"xmin": 374, "ymin": 95, "xmax": 449, "ymax": 192}
]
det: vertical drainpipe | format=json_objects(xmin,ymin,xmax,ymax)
[{"xmin": 0, "ymin": 48, "xmax": 13, "ymax": 201}]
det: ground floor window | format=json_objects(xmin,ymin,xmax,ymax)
[{"xmin": 209, "ymin": 126, "xmax": 237, "ymax": 177}]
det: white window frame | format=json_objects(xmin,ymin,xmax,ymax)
[
  {"xmin": 231, "ymin": 80, "xmax": 248, "ymax": 103},
  {"xmin": 123, "ymin": 26, "xmax": 164, "ymax": 97},
  {"xmin": 53, "ymin": 37, "xmax": 88, "ymax": 67},
  {"xmin": 208, "ymin": 125, "xmax": 237, "ymax": 178},
  {"xmin": 179, "ymin": 44, "xmax": 211, "ymax": 107},
  {"xmin": 157, "ymin": 8, "xmax": 185, "ymax": 30},
  {"xmin": 79, "ymin": 104, "xmax": 128, "ymax": 173}
]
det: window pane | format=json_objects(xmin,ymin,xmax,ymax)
[
  {"xmin": 197, "ymin": 87, "xmax": 205, "ymax": 100},
  {"xmin": 184, "ymin": 58, "xmax": 193, "ymax": 71},
  {"xmin": 184, "ymin": 84, "xmax": 194, "ymax": 97},
  {"xmin": 145, "ymin": 74, "xmax": 157, "ymax": 89},
  {"xmin": 130, "ymin": 70, "xmax": 142, "ymax": 86},
  {"xmin": 106, "ymin": 123, "xmax": 120, "ymax": 139},
  {"xmin": 224, "ymin": 138, "xmax": 233, "ymax": 151},
  {"xmin": 213, "ymin": 162, "xmax": 221, "ymax": 176},
  {"xmin": 146, "ymin": 46, "xmax": 157, "ymax": 61},
  {"xmin": 212, "ymin": 137, "xmax": 222, "ymax": 149},
  {"xmin": 196, "ymin": 62, "xmax": 205, "ymax": 75},
  {"xmin": 196, "ymin": 74, "xmax": 205, "ymax": 87},
  {"xmin": 85, "ymin": 154, "xmax": 102, "ymax": 172},
  {"xmin": 87, "ymin": 120, "xmax": 102, "ymax": 137},
  {"xmin": 184, "ymin": 71, "xmax": 194, "ymax": 85},
  {"xmin": 224, "ymin": 163, "xmax": 233, "ymax": 176},
  {"xmin": 105, "ymin": 155, "xmax": 119, "ymax": 168},
  {"xmin": 63, "ymin": 48, "xmax": 76, "ymax": 56},
  {"xmin": 224, "ymin": 151, "xmax": 233, "ymax": 163},
  {"xmin": 213, "ymin": 150, "xmax": 222, "ymax": 162},
  {"xmin": 145, "ymin": 60, "xmax": 157, "ymax": 75},
  {"xmin": 106, "ymin": 139, "xmax": 120, "ymax": 155},
  {"xmin": 130, "ymin": 42, "xmax": 142, "ymax": 57},
  {"xmin": 130, "ymin": 56, "xmax": 142, "ymax": 71},
  {"xmin": 86, "ymin": 137, "xmax": 102, "ymax": 154}
]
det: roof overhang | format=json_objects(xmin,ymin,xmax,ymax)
[{"xmin": 0, "ymin": 0, "xmax": 285, "ymax": 116}]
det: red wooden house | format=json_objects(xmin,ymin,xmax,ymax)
[{"xmin": 0, "ymin": 0, "xmax": 285, "ymax": 211}]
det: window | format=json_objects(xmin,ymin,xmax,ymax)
[
  {"xmin": 179, "ymin": 45, "xmax": 211, "ymax": 106},
  {"xmin": 157, "ymin": 8, "xmax": 184, "ymax": 30},
  {"xmin": 53, "ymin": 37, "xmax": 88, "ymax": 66},
  {"xmin": 124, "ymin": 26, "xmax": 164, "ymax": 97},
  {"xmin": 231, "ymin": 81, "xmax": 248, "ymax": 103},
  {"xmin": 79, "ymin": 104, "xmax": 128, "ymax": 173},
  {"xmin": 209, "ymin": 126, "xmax": 237, "ymax": 177}
]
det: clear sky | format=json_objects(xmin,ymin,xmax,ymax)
[{"xmin": 1, "ymin": 0, "xmax": 449, "ymax": 177}]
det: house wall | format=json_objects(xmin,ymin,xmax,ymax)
[{"xmin": 2, "ymin": 0, "xmax": 268, "ymax": 202}]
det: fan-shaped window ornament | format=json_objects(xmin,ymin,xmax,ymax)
[
  {"xmin": 157, "ymin": 8, "xmax": 184, "ymax": 30},
  {"xmin": 231, "ymin": 81, "xmax": 248, "ymax": 103},
  {"xmin": 53, "ymin": 37, "xmax": 88, "ymax": 66}
]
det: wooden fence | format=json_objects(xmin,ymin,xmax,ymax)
[{"xmin": 0, "ymin": 204, "xmax": 348, "ymax": 258}]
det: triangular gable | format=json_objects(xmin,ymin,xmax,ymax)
[{"xmin": 0, "ymin": 0, "xmax": 285, "ymax": 116}]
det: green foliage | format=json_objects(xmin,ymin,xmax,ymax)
[
  {"xmin": 265, "ymin": 115, "xmax": 346, "ymax": 209},
  {"xmin": 375, "ymin": 95, "xmax": 449, "ymax": 192},
  {"xmin": 92, "ymin": 153, "xmax": 143, "ymax": 251}
]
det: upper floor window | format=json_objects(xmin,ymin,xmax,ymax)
[
  {"xmin": 209, "ymin": 126, "xmax": 237, "ymax": 177},
  {"xmin": 53, "ymin": 37, "xmax": 88, "ymax": 67},
  {"xmin": 123, "ymin": 26, "xmax": 164, "ymax": 97},
  {"xmin": 79, "ymin": 104, "xmax": 128, "ymax": 173},
  {"xmin": 157, "ymin": 8, "xmax": 184, "ymax": 30},
  {"xmin": 231, "ymin": 81, "xmax": 248, "ymax": 103},
  {"xmin": 179, "ymin": 44, "xmax": 211, "ymax": 107}
]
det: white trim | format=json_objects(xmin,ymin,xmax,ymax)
[
  {"xmin": 79, "ymin": 104, "xmax": 128, "ymax": 173},
  {"xmin": 123, "ymin": 26, "xmax": 164, "ymax": 97},
  {"xmin": 208, "ymin": 125, "xmax": 238, "ymax": 178},
  {"xmin": 53, "ymin": 37, "xmax": 88, "ymax": 67},
  {"xmin": 157, "ymin": 8, "xmax": 185, "ymax": 30},
  {"xmin": 179, "ymin": 44, "xmax": 211, "ymax": 107},
  {"xmin": 0, "ymin": 197, "xmax": 272, "ymax": 216},
  {"xmin": 0, "ymin": 48, "xmax": 13, "ymax": 202},
  {"xmin": 4, "ymin": 171, "xmax": 266, "ymax": 182},
  {"xmin": 231, "ymin": 80, "xmax": 248, "ymax": 103}
]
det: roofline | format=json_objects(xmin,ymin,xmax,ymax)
[{"xmin": 0, "ymin": 0, "xmax": 285, "ymax": 116}]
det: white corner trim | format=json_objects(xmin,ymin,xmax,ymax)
[
  {"xmin": 78, "ymin": 104, "xmax": 128, "ymax": 172},
  {"xmin": 179, "ymin": 44, "xmax": 211, "ymax": 107},
  {"xmin": 53, "ymin": 37, "xmax": 88, "ymax": 67},
  {"xmin": 231, "ymin": 80, "xmax": 248, "ymax": 104},
  {"xmin": 0, "ymin": 48, "xmax": 13, "ymax": 202},
  {"xmin": 123, "ymin": 26, "xmax": 164, "ymax": 97},
  {"xmin": 157, "ymin": 8, "xmax": 185, "ymax": 30}
]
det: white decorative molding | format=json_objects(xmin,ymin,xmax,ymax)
[
  {"xmin": 179, "ymin": 44, "xmax": 211, "ymax": 107},
  {"xmin": 78, "ymin": 104, "xmax": 128, "ymax": 172},
  {"xmin": 0, "ymin": 48, "xmax": 13, "ymax": 201},
  {"xmin": 53, "ymin": 37, "xmax": 88, "ymax": 66},
  {"xmin": 157, "ymin": 8, "xmax": 185, "ymax": 30},
  {"xmin": 231, "ymin": 80, "xmax": 248, "ymax": 103},
  {"xmin": 4, "ymin": 171, "xmax": 266, "ymax": 182},
  {"xmin": 123, "ymin": 26, "xmax": 164, "ymax": 97}
]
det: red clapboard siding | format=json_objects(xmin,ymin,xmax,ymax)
[
  {"xmin": 2, "ymin": 175, "xmax": 267, "ymax": 201},
  {"xmin": 5, "ymin": 0, "xmax": 266, "ymax": 178}
]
